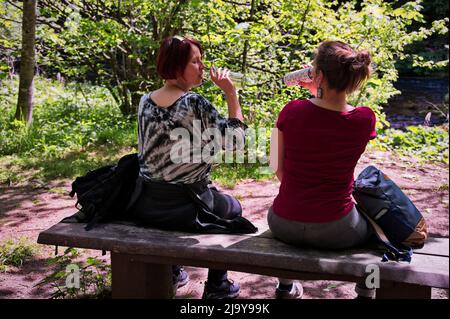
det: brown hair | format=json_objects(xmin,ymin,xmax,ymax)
[
  {"xmin": 314, "ymin": 41, "xmax": 372, "ymax": 94},
  {"xmin": 156, "ymin": 36, "xmax": 203, "ymax": 80}
]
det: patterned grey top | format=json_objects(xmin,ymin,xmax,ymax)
[{"xmin": 138, "ymin": 92, "xmax": 247, "ymax": 184}]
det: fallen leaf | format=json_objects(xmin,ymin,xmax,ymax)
[
  {"xmin": 323, "ymin": 284, "xmax": 338, "ymax": 291},
  {"xmin": 401, "ymin": 174, "xmax": 417, "ymax": 180}
]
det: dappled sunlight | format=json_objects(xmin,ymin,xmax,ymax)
[{"xmin": 178, "ymin": 225, "xmax": 270, "ymax": 249}]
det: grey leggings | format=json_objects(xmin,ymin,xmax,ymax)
[
  {"xmin": 268, "ymin": 205, "xmax": 372, "ymax": 250},
  {"xmin": 268, "ymin": 205, "xmax": 375, "ymax": 296}
]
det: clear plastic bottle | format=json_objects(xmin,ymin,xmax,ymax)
[
  {"xmin": 283, "ymin": 67, "xmax": 313, "ymax": 87},
  {"xmin": 203, "ymin": 69, "xmax": 245, "ymax": 89}
]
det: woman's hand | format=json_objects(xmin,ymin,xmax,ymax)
[
  {"xmin": 210, "ymin": 67, "xmax": 236, "ymax": 95},
  {"xmin": 298, "ymin": 65, "xmax": 317, "ymax": 95},
  {"xmin": 208, "ymin": 67, "xmax": 242, "ymax": 121},
  {"xmin": 300, "ymin": 81, "xmax": 317, "ymax": 95}
]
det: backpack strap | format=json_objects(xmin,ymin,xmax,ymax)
[{"xmin": 356, "ymin": 205, "xmax": 413, "ymax": 263}]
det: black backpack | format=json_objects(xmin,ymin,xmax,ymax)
[{"xmin": 68, "ymin": 153, "xmax": 140, "ymax": 230}]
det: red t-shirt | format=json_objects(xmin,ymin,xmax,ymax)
[{"xmin": 273, "ymin": 99, "xmax": 377, "ymax": 223}]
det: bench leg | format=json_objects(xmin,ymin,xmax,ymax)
[
  {"xmin": 111, "ymin": 252, "xmax": 173, "ymax": 299},
  {"xmin": 376, "ymin": 281, "xmax": 432, "ymax": 299}
]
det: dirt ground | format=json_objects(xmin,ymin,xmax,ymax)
[{"xmin": 0, "ymin": 150, "xmax": 448, "ymax": 299}]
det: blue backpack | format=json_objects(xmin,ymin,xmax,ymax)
[{"xmin": 353, "ymin": 165, "xmax": 428, "ymax": 262}]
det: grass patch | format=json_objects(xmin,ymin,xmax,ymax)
[
  {"xmin": 0, "ymin": 77, "xmax": 137, "ymax": 184},
  {"xmin": 0, "ymin": 237, "xmax": 38, "ymax": 272},
  {"xmin": 434, "ymin": 183, "xmax": 449, "ymax": 192},
  {"xmin": 0, "ymin": 145, "xmax": 137, "ymax": 184},
  {"xmin": 210, "ymin": 163, "xmax": 274, "ymax": 188}
]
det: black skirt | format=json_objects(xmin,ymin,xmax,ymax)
[{"xmin": 130, "ymin": 176, "xmax": 257, "ymax": 234}]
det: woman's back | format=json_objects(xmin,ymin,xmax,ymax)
[
  {"xmin": 273, "ymin": 99, "xmax": 376, "ymax": 223},
  {"xmin": 138, "ymin": 92, "xmax": 246, "ymax": 184},
  {"xmin": 269, "ymin": 40, "xmax": 377, "ymax": 299}
]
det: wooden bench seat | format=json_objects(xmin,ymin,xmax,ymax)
[{"xmin": 37, "ymin": 221, "xmax": 449, "ymax": 299}]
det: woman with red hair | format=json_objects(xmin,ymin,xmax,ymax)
[{"xmin": 133, "ymin": 35, "xmax": 251, "ymax": 299}]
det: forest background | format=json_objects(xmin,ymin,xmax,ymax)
[{"xmin": 0, "ymin": 0, "xmax": 448, "ymax": 299}]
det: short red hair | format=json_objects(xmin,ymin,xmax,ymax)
[{"xmin": 156, "ymin": 36, "xmax": 203, "ymax": 80}]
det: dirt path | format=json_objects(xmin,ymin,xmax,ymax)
[{"xmin": 0, "ymin": 151, "xmax": 448, "ymax": 299}]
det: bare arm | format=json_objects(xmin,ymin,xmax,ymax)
[
  {"xmin": 269, "ymin": 127, "xmax": 284, "ymax": 182},
  {"xmin": 224, "ymin": 90, "xmax": 243, "ymax": 121}
]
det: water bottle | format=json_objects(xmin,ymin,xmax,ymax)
[
  {"xmin": 283, "ymin": 67, "xmax": 313, "ymax": 87},
  {"xmin": 203, "ymin": 69, "xmax": 245, "ymax": 89}
]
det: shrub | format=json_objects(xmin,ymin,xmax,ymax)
[
  {"xmin": 372, "ymin": 125, "xmax": 449, "ymax": 164},
  {"xmin": 0, "ymin": 237, "xmax": 37, "ymax": 272},
  {"xmin": 36, "ymin": 247, "xmax": 111, "ymax": 299}
]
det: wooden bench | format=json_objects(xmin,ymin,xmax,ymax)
[{"xmin": 37, "ymin": 221, "xmax": 449, "ymax": 299}]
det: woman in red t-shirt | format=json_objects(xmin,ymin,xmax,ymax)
[{"xmin": 269, "ymin": 41, "xmax": 377, "ymax": 299}]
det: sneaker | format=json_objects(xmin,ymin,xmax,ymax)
[
  {"xmin": 202, "ymin": 279, "xmax": 240, "ymax": 299},
  {"xmin": 355, "ymin": 282, "xmax": 375, "ymax": 299},
  {"xmin": 275, "ymin": 282, "xmax": 303, "ymax": 299},
  {"xmin": 173, "ymin": 267, "xmax": 189, "ymax": 290}
]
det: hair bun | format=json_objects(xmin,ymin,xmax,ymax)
[
  {"xmin": 356, "ymin": 50, "xmax": 371, "ymax": 66},
  {"xmin": 346, "ymin": 50, "xmax": 371, "ymax": 71}
]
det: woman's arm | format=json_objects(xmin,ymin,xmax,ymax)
[
  {"xmin": 224, "ymin": 90, "xmax": 243, "ymax": 121},
  {"xmin": 269, "ymin": 127, "xmax": 284, "ymax": 182}
]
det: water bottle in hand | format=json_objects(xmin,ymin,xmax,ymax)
[
  {"xmin": 203, "ymin": 68, "xmax": 245, "ymax": 89},
  {"xmin": 283, "ymin": 67, "xmax": 313, "ymax": 87}
]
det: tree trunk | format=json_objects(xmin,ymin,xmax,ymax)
[
  {"xmin": 241, "ymin": 0, "xmax": 257, "ymax": 74},
  {"xmin": 15, "ymin": 0, "xmax": 37, "ymax": 126}
]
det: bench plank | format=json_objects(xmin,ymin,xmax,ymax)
[
  {"xmin": 37, "ymin": 222, "xmax": 449, "ymax": 289},
  {"xmin": 413, "ymin": 237, "xmax": 449, "ymax": 257},
  {"xmin": 257, "ymin": 226, "xmax": 449, "ymax": 258}
]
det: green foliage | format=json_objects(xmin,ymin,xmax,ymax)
[
  {"xmin": 0, "ymin": 75, "xmax": 448, "ymax": 184},
  {"xmin": 36, "ymin": 247, "xmax": 111, "ymax": 299},
  {"xmin": 36, "ymin": 0, "xmax": 195, "ymax": 114},
  {"xmin": 31, "ymin": 0, "xmax": 448, "ymax": 122},
  {"xmin": 395, "ymin": 0, "xmax": 449, "ymax": 75},
  {"xmin": 1, "ymin": 0, "xmax": 448, "ymax": 183},
  {"xmin": 0, "ymin": 76, "xmax": 137, "ymax": 182},
  {"xmin": 372, "ymin": 125, "xmax": 449, "ymax": 163},
  {"xmin": 0, "ymin": 77, "xmax": 136, "ymax": 155},
  {"xmin": 0, "ymin": 0, "xmax": 22, "ymax": 80},
  {"xmin": 189, "ymin": 0, "xmax": 448, "ymax": 129},
  {"xmin": 0, "ymin": 237, "xmax": 37, "ymax": 272}
]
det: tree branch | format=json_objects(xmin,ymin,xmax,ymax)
[
  {"xmin": 298, "ymin": 0, "xmax": 312, "ymax": 39},
  {"xmin": 241, "ymin": 0, "xmax": 256, "ymax": 73},
  {"xmin": 5, "ymin": 0, "xmax": 22, "ymax": 11},
  {"xmin": 289, "ymin": 0, "xmax": 311, "ymax": 65},
  {"xmin": 36, "ymin": 17, "xmax": 62, "ymax": 30},
  {"xmin": 161, "ymin": 0, "xmax": 188, "ymax": 39},
  {"xmin": 247, "ymin": 63, "xmax": 279, "ymax": 76},
  {"xmin": 222, "ymin": 0, "xmax": 251, "ymax": 6},
  {"xmin": 0, "ymin": 17, "xmax": 21, "ymax": 24}
]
